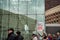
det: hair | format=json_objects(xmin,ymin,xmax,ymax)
[
  {"xmin": 32, "ymin": 34, "xmax": 37, "ymax": 36},
  {"xmin": 8, "ymin": 28, "xmax": 14, "ymax": 32},
  {"xmin": 16, "ymin": 31, "xmax": 21, "ymax": 35}
]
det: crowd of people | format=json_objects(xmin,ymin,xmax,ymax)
[
  {"xmin": 7, "ymin": 28, "xmax": 24, "ymax": 40},
  {"xmin": 31, "ymin": 32, "xmax": 60, "ymax": 40},
  {"xmin": 6, "ymin": 28, "xmax": 60, "ymax": 40},
  {"xmin": 43, "ymin": 32, "xmax": 60, "ymax": 40}
]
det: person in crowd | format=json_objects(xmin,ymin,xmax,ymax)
[
  {"xmin": 14, "ymin": 31, "xmax": 24, "ymax": 40},
  {"xmin": 43, "ymin": 36, "xmax": 48, "ymax": 40},
  {"xmin": 48, "ymin": 33, "xmax": 53, "ymax": 40},
  {"xmin": 43, "ymin": 32, "xmax": 48, "ymax": 40},
  {"xmin": 56, "ymin": 32, "xmax": 60, "ymax": 40},
  {"xmin": 52, "ymin": 34, "xmax": 57, "ymax": 40},
  {"xmin": 7, "ymin": 28, "xmax": 16, "ymax": 40},
  {"xmin": 31, "ymin": 34, "xmax": 38, "ymax": 40}
]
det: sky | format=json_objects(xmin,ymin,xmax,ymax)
[{"xmin": 0, "ymin": 0, "xmax": 45, "ymax": 22}]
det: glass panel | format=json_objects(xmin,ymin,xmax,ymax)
[
  {"xmin": 28, "ymin": 0, "xmax": 45, "ymax": 15},
  {"xmin": 37, "ymin": 15, "xmax": 45, "ymax": 22},
  {"xmin": 1, "ymin": 15, "xmax": 8, "ymax": 40},
  {"xmin": 27, "ymin": 15, "xmax": 36, "ymax": 40},
  {"xmin": 0, "ymin": 15, "xmax": 2, "ymax": 39},
  {"xmin": 9, "ymin": 14, "xmax": 18, "ymax": 29},
  {"xmin": 0, "ymin": 0, "xmax": 45, "ymax": 40},
  {"xmin": 0, "ymin": 0, "xmax": 3, "ymax": 9},
  {"xmin": 19, "ymin": 1, "xmax": 28, "ymax": 14},
  {"xmin": 27, "ymin": 15, "xmax": 36, "ymax": 30}
]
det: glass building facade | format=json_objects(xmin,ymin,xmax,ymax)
[{"xmin": 0, "ymin": 0, "xmax": 45, "ymax": 40}]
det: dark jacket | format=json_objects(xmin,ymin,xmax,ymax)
[
  {"xmin": 7, "ymin": 32, "xmax": 16, "ymax": 40},
  {"xmin": 57, "ymin": 36, "xmax": 60, "ymax": 40},
  {"xmin": 14, "ymin": 35, "xmax": 24, "ymax": 40}
]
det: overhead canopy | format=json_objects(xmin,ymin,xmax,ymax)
[{"xmin": 46, "ymin": 24, "xmax": 60, "ymax": 27}]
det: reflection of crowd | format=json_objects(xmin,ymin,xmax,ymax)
[{"xmin": 43, "ymin": 32, "xmax": 60, "ymax": 40}]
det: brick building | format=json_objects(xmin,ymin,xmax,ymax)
[
  {"xmin": 45, "ymin": 0, "xmax": 60, "ymax": 33},
  {"xmin": 45, "ymin": 0, "xmax": 60, "ymax": 24}
]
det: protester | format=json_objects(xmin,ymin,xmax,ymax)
[
  {"xmin": 48, "ymin": 33, "xmax": 53, "ymax": 40},
  {"xmin": 52, "ymin": 34, "xmax": 57, "ymax": 40},
  {"xmin": 42, "ymin": 32, "xmax": 60, "ymax": 40},
  {"xmin": 43, "ymin": 36, "xmax": 48, "ymax": 40},
  {"xmin": 31, "ymin": 34, "xmax": 38, "ymax": 40},
  {"xmin": 7, "ymin": 28, "xmax": 16, "ymax": 40},
  {"xmin": 14, "ymin": 31, "xmax": 24, "ymax": 40},
  {"xmin": 56, "ymin": 32, "xmax": 60, "ymax": 40}
]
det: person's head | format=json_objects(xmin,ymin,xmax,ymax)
[
  {"xmin": 57, "ymin": 32, "xmax": 60, "ymax": 35},
  {"xmin": 16, "ymin": 31, "xmax": 21, "ymax": 35},
  {"xmin": 48, "ymin": 33, "xmax": 52, "ymax": 37},
  {"xmin": 8, "ymin": 28, "xmax": 14, "ymax": 34},
  {"xmin": 56, "ymin": 32, "xmax": 60, "ymax": 36},
  {"xmin": 53, "ymin": 34, "xmax": 56, "ymax": 37}
]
